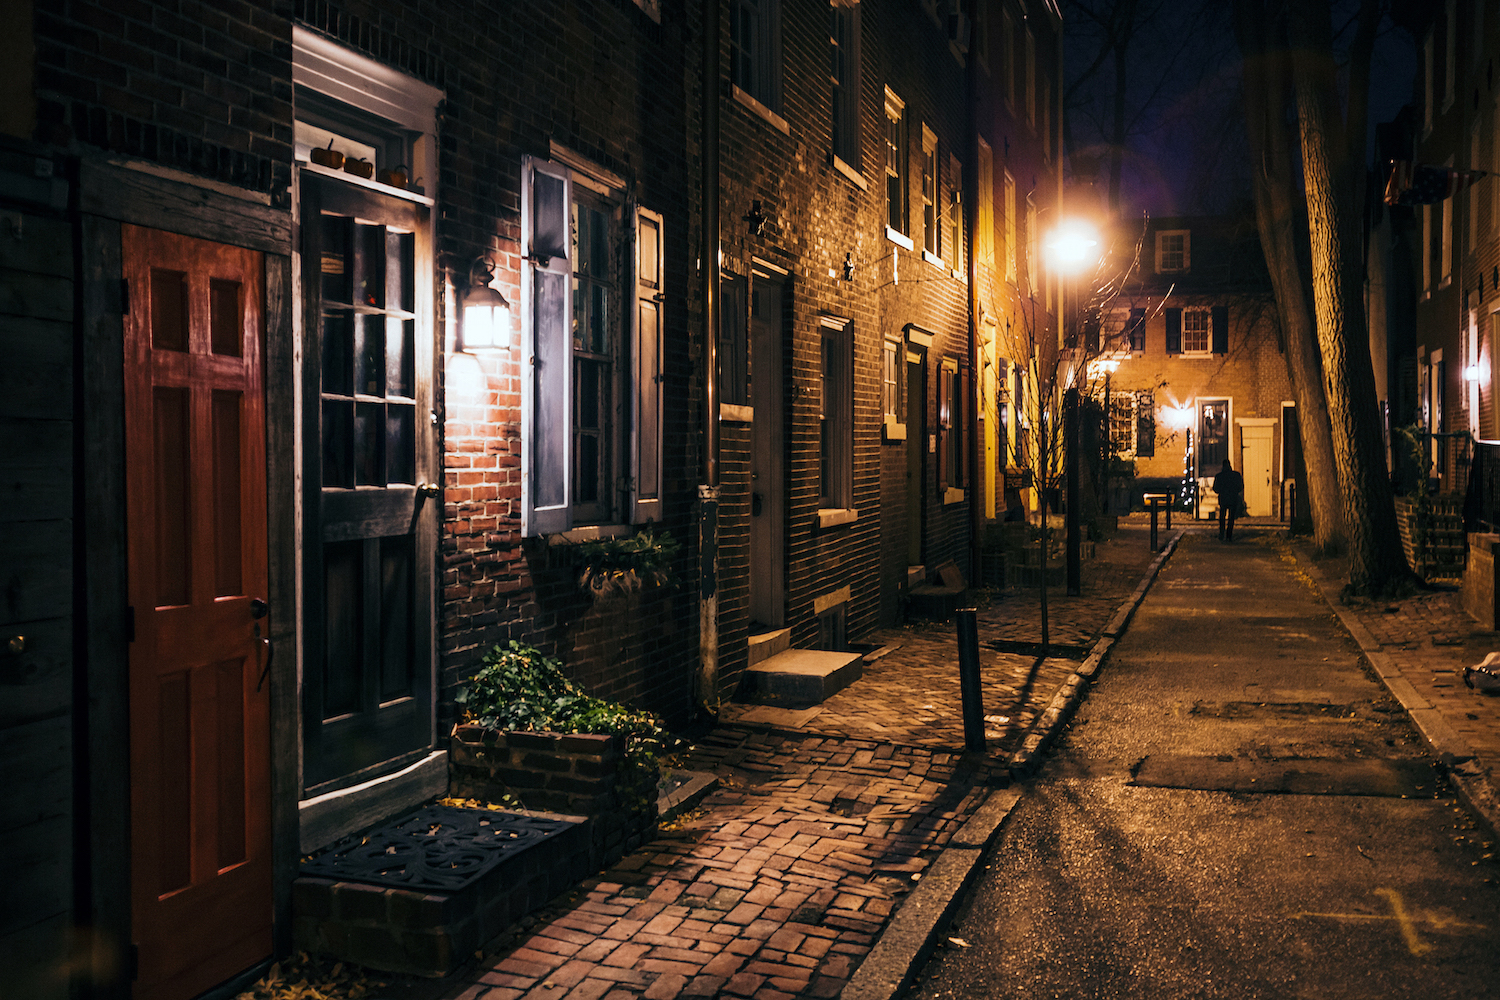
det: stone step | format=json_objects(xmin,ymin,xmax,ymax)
[
  {"xmin": 739, "ymin": 648, "xmax": 864, "ymax": 706},
  {"xmin": 747, "ymin": 626, "xmax": 792, "ymax": 666}
]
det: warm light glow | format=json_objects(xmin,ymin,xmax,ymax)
[
  {"xmin": 1087, "ymin": 357, "xmax": 1121, "ymax": 379},
  {"xmin": 1466, "ymin": 363, "xmax": 1482, "ymax": 382},
  {"xmin": 461, "ymin": 285, "xmax": 510, "ymax": 352},
  {"xmin": 1164, "ymin": 404, "xmax": 1193, "ymax": 430},
  {"xmin": 1045, "ymin": 220, "xmax": 1100, "ymax": 271}
]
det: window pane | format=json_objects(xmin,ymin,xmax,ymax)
[
  {"xmin": 322, "ymin": 312, "xmax": 354, "ymax": 396},
  {"xmin": 356, "ymin": 223, "xmax": 385, "ymax": 307},
  {"xmin": 386, "ymin": 403, "xmax": 415, "ymax": 485},
  {"xmin": 387, "ymin": 318, "xmax": 414, "ymax": 398},
  {"xmin": 533, "ymin": 171, "xmax": 568, "ymax": 260},
  {"xmin": 354, "ymin": 401, "xmax": 385, "ymax": 486},
  {"xmin": 386, "ymin": 229, "xmax": 414, "ymax": 313},
  {"xmin": 380, "ymin": 535, "xmax": 414, "ymax": 702},
  {"xmin": 320, "ymin": 214, "xmax": 352, "ymax": 304},
  {"xmin": 321, "ymin": 399, "xmax": 353, "ymax": 489},
  {"xmin": 535, "ymin": 271, "xmax": 569, "ymax": 510},
  {"xmin": 322, "ymin": 540, "xmax": 361, "ymax": 718},
  {"xmin": 590, "ymin": 283, "xmax": 609, "ymax": 354},
  {"xmin": 356, "ymin": 314, "xmax": 386, "ymax": 396}
]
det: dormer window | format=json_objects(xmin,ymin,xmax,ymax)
[{"xmin": 1157, "ymin": 230, "xmax": 1190, "ymax": 273}]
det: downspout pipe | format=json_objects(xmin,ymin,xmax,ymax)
[
  {"xmin": 697, "ymin": 0, "xmax": 721, "ymax": 719},
  {"xmin": 965, "ymin": 0, "xmax": 984, "ymax": 585}
]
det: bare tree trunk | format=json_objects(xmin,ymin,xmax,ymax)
[
  {"xmin": 1288, "ymin": 0, "xmax": 1411, "ymax": 594},
  {"xmin": 1233, "ymin": 0, "xmax": 1343, "ymax": 550}
]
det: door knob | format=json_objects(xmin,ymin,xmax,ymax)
[
  {"xmin": 752, "ymin": 491, "xmax": 764, "ymax": 516},
  {"xmin": 419, "ymin": 482, "xmax": 440, "ymax": 498},
  {"xmin": 250, "ymin": 598, "xmax": 269, "ymax": 620}
]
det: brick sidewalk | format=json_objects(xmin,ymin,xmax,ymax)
[{"xmin": 432, "ymin": 522, "xmax": 1168, "ymax": 1000}]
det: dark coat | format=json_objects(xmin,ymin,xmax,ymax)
[{"xmin": 1213, "ymin": 468, "xmax": 1245, "ymax": 505}]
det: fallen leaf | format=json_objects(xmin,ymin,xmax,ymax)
[{"xmin": 948, "ymin": 937, "xmax": 971, "ymax": 948}]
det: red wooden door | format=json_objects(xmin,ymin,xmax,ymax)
[{"xmin": 123, "ymin": 224, "xmax": 272, "ymax": 1000}]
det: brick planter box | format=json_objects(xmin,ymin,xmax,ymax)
[{"xmin": 449, "ymin": 724, "xmax": 658, "ymax": 871}]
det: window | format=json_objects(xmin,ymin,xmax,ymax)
[
  {"xmin": 948, "ymin": 155, "xmax": 965, "ymax": 274},
  {"xmin": 523, "ymin": 155, "xmax": 664, "ymax": 535},
  {"xmin": 1026, "ymin": 195, "xmax": 1038, "ymax": 297},
  {"xmin": 1002, "ymin": 9, "xmax": 1015, "ymax": 107},
  {"xmin": 1442, "ymin": 156, "xmax": 1454, "ymax": 283},
  {"xmin": 732, "ymin": 0, "xmax": 782, "ymax": 112},
  {"xmin": 1025, "ymin": 28, "xmax": 1035, "ymax": 125},
  {"xmin": 882, "ymin": 339, "xmax": 906, "ymax": 439},
  {"xmin": 938, "ymin": 357, "xmax": 967, "ymax": 493},
  {"xmin": 1135, "ymin": 390, "xmax": 1156, "ymax": 457},
  {"xmin": 1109, "ymin": 393, "xmax": 1137, "ymax": 458},
  {"xmin": 921, "ymin": 127, "xmax": 939, "ymax": 258},
  {"xmin": 1182, "ymin": 308, "xmax": 1210, "ymax": 353},
  {"xmin": 1199, "ymin": 399, "xmax": 1230, "ymax": 477},
  {"xmin": 1443, "ymin": 0, "xmax": 1456, "ymax": 112},
  {"xmin": 973, "ymin": 0, "xmax": 989, "ymax": 67},
  {"xmin": 830, "ymin": 1, "xmax": 860, "ymax": 168},
  {"xmin": 1423, "ymin": 204, "xmax": 1432, "ymax": 291},
  {"xmin": 1156, "ymin": 230, "xmax": 1190, "ymax": 273},
  {"xmin": 885, "ymin": 89, "xmax": 907, "ymax": 237},
  {"xmin": 1472, "ymin": 124, "xmax": 1483, "ymax": 248},
  {"xmin": 1004, "ymin": 170, "xmax": 1016, "ymax": 284},
  {"xmin": 820, "ymin": 318, "xmax": 852, "ymax": 508},
  {"xmin": 1125, "ymin": 307, "xmax": 1146, "ymax": 351},
  {"xmin": 1040, "ymin": 76, "xmax": 1051, "ymax": 158}
]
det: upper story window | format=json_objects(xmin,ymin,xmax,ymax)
[
  {"xmin": 820, "ymin": 317, "xmax": 853, "ymax": 509},
  {"xmin": 1002, "ymin": 10, "xmax": 1015, "ymax": 107},
  {"xmin": 1004, "ymin": 170, "xmax": 1017, "ymax": 284},
  {"xmin": 1182, "ymin": 307, "xmax": 1210, "ymax": 354},
  {"xmin": 830, "ymin": 1, "xmax": 860, "ymax": 169},
  {"xmin": 948, "ymin": 154, "xmax": 965, "ymax": 274},
  {"xmin": 1165, "ymin": 305, "xmax": 1227, "ymax": 356},
  {"xmin": 921, "ymin": 126, "xmax": 939, "ymax": 258},
  {"xmin": 1156, "ymin": 230, "xmax": 1190, "ymax": 273},
  {"xmin": 885, "ymin": 88, "xmax": 908, "ymax": 238},
  {"xmin": 733, "ymin": 0, "xmax": 783, "ymax": 113}
]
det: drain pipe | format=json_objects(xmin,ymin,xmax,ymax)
[{"xmin": 697, "ymin": 0, "xmax": 721, "ymax": 719}]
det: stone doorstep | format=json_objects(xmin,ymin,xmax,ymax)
[
  {"xmin": 747, "ymin": 627, "xmax": 793, "ymax": 666},
  {"xmin": 739, "ymin": 648, "xmax": 864, "ymax": 707}
]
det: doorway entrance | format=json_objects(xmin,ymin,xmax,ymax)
[
  {"xmin": 123, "ymin": 224, "xmax": 272, "ymax": 1000},
  {"xmin": 1239, "ymin": 420, "xmax": 1276, "ymax": 517},
  {"xmin": 906, "ymin": 346, "xmax": 927, "ymax": 567}
]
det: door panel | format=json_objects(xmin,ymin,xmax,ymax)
[
  {"xmin": 123, "ymin": 224, "xmax": 271, "ymax": 1000},
  {"xmin": 302, "ymin": 174, "xmax": 434, "ymax": 792},
  {"xmin": 906, "ymin": 351, "xmax": 926, "ymax": 566},
  {"xmin": 1242, "ymin": 426, "xmax": 1274, "ymax": 517}
]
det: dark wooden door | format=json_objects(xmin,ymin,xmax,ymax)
[
  {"xmin": 301, "ymin": 175, "xmax": 435, "ymax": 791},
  {"xmin": 123, "ymin": 224, "xmax": 271, "ymax": 1000}
]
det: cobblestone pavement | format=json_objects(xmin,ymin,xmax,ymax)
[{"xmin": 435, "ymin": 521, "xmax": 1171, "ymax": 1000}]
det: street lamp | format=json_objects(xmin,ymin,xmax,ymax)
[{"xmin": 1046, "ymin": 220, "xmax": 1100, "ymax": 597}]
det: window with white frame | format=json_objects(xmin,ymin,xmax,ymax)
[
  {"xmin": 885, "ymin": 89, "xmax": 907, "ymax": 236},
  {"xmin": 1156, "ymin": 230, "xmax": 1190, "ymax": 273},
  {"xmin": 938, "ymin": 357, "xmax": 966, "ymax": 493},
  {"xmin": 1182, "ymin": 308, "xmax": 1210, "ymax": 353},
  {"xmin": 732, "ymin": 0, "xmax": 782, "ymax": 112},
  {"xmin": 921, "ymin": 126, "xmax": 939, "ymax": 257},
  {"xmin": 830, "ymin": 1, "xmax": 860, "ymax": 169},
  {"xmin": 1004, "ymin": 170, "xmax": 1017, "ymax": 284},
  {"xmin": 522, "ymin": 155, "xmax": 664, "ymax": 535},
  {"xmin": 820, "ymin": 318, "xmax": 853, "ymax": 508},
  {"xmin": 1109, "ymin": 392, "xmax": 1137, "ymax": 458},
  {"xmin": 948, "ymin": 155, "xmax": 965, "ymax": 274},
  {"xmin": 1442, "ymin": 157, "xmax": 1454, "ymax": 283}
]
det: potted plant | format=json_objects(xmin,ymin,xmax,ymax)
[
  {"xmin": 450, "ymin": 641, "xmax": 668, "ymax": 867},
  {"xmin": 574, "ymin": 529, "xmax": 681, "ymax": 601}
]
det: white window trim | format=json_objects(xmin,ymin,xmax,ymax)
[
  {"xmin": 832, "ymin": 154, "xmax": 869, "ymax": 190},
  {"xmin": 1156, "ymin": 229, "xmax": 1191, "ymax": 274},
  {"xmin": 1181, "ymin": 307, "xmax": 1212, "ymax": 356},
  {"xmin": 732, "ymin": 85, "xmax": 791, "ymax": 135},
  {"xmin": 886, "ymin": 226, "xmax": 914, "ymax": 250},
  {"xmin": 819, "ymin": 314, "xmax": 854, "ymax": 511}
]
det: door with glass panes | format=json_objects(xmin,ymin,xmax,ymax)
[{"xmin": 301, "ymin": 174, "xmax": 435, "ymax": 791}]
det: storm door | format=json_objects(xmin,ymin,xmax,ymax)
[
  {"xmin": 122, "ymin": 225, "xmax": 271, "ymax": 1000},
  {"xmin": 301, "ymin": 174, "xmax": 436, "ymax": 791}
]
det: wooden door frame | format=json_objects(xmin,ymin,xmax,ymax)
[
  {"xmin": 749, "ymin": 268, "xmax": 787, "ymax": 629},
  {"xmin": 1237, "ymin": 418, "xmax": 1278, "ymax": 518},
  {"xmin": 79, "ymin": 161, "xmax": 296, "ymax": 998}
]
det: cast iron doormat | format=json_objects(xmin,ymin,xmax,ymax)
[{"xmin": 300, "ymin": 804, "xmax": 578, "ymax": 892}]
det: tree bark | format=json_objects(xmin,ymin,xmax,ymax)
[
  {"xmin": 1287, "ymin": 0, "xmax": 1411, "ymax": 594},
  {"xmin": 1233, "ymin": 0, "xmax": 1343, "ymax": 549}
]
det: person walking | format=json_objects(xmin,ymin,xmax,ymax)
[{"xmin": 1213, "ymin": 458, "xmax": 1245, "ymax": 541}]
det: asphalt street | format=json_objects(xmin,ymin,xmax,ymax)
[{"xmin": 909, "ymin": 532, "xmax": 1500, "ymax": 1000}]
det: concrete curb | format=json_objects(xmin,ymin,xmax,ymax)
[
  {"xmin": 1292, "ymin": 548, "xmax": 1500, "ymax": 839},
  {"xmin": 1009, "ymin": 530, "xmax": 1183, "ymax": 777},
  {"xmin": 839, "ymin": 787, "xmax": 1023, "ymax": 1000}
]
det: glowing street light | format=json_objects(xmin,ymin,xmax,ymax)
[{"xmin": 1045, "ymin": 220, "xmax": 1100, "ymax": 271}]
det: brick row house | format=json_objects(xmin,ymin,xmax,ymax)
[
  {"xmin": 0, "ymin": 1, "xmax": 1061, "ymax": 997},
  {"xmin": 1097, "ymin": 215, "xmax": 1294, "ymax": 521}
]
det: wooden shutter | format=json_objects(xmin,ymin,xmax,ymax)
[
  {"xmin": 1165, "ymin": 307, "xmax": 1182, "ymax": 355},
  {"xmin": 938, "ymin": 359, "xmax": 954, "ymax": 490},
  {"xmin": 1211, "ymin": 305, "xmax": 1228, "ymax": 354},
  {"xmin": 523, "ymin": 157, "xmax": 573, "ymax": 536},
  {"xmin": 1128, "ymin": 307, "xmax": 1146, "ymax": 351},
  {"xmin": 633, "ymin": 206, "xmax": 664, "ymax": 524},
  {"xmin": 958, "ymin": 364, "xmax": 971, "ymax": 489}
]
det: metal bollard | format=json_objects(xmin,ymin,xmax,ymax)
[
  {"xmin": 956, "ymin": 608, "xmax": 985, "ymax": 751},
  {"xmin": 1149, "ymin": 499, "xmax": 1159, "ymax": 552},
  {"xmin": 1165, "ymin": 497, "xmax": 1172, "ymax": 531}
]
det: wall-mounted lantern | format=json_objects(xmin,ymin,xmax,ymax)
[{"xmin": 458, "ymin": 254, "xmax": 511, "ymax": 353}]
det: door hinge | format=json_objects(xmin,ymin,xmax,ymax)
[
  {"xmin": 128, "ymin": 943, "xmax": 139, "ymax": 981},
  {"xmin": 125, "ymin": 605, "xmax": 135, "ymax": 643},
  {"xmin": 120, "ymin": 278, "xmax": 130, "ymax": 315}
]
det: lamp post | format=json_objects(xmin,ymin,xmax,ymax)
[{"xmin": 1045, "ymin": 221, "xmax": 1099, "ymax": 598}]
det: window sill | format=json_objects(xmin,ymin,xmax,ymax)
[
  {"xmin": 943, "ymin": 488, "xmax": 966, "ymax": 506},
  {"xmin": 720, "ymin": 402, "xmax": 753, "ymax": 423},
  {"xmin": 548, "ymin": 524, "xmax": 631, "ymax": 546},
  {"xmin": 732, "ymin": 85, "xmax": 791, "ymax": 136},
  {"xmin": 832, "ymin": 155, "xmax": 868, "ymax": 190},
  {"xmin": 922, "ymin": 249, "xmax": 944, "ymax": 268},
  {"xmin": 883, "ymin": 416, "xmax": 907, "ymax": 441},
  {"xmin": 1439, "ymin": 276, "xmax": 1453, "ymax": 290},
  {"xmin": 951, "ymin": 267, "xmax": 965, "ymax": 281},
  {"xmin": 886, "ymin": 226, "xmax": 914, "ymax": 251},
  {"xmin": 817, "ymin": 507, "xmax": 858, "ymax": 528}
]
